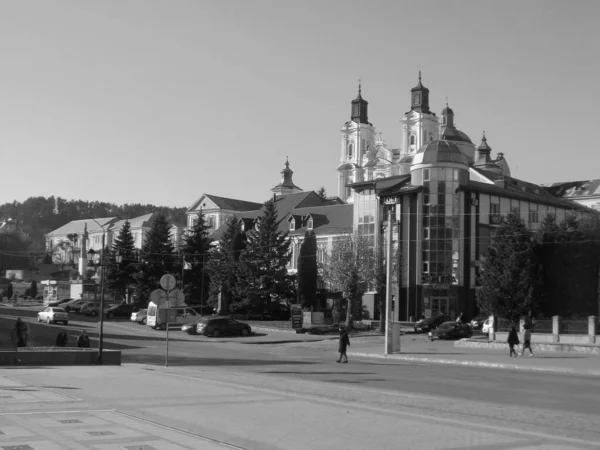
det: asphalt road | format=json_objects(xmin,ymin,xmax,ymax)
[{"xmin": 3, "ymin": 306, "xmax": 600, "ymax": 446}]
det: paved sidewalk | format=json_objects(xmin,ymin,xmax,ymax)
[{"xmin": 346, "ymin": 334, "xmax": 600, "ymax": 376}]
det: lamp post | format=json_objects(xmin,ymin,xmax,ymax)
[{"xmin": 88, "ymin": 243, "xmax": 122, "ymax": 365}]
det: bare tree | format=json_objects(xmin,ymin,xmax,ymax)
[{"xmin": 321, "ymin": 232, "xmax": 376, "ymax": 328}]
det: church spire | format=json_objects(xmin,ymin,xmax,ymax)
[
  {"xmin": 271, "ymin": 157, "xmax": 303, "ymax": 196},
  {"xmin": 410, "ymin": 70, "xmax": 431, "ymax": 114},
  {"xmin": 351, "ymin": 79, "xmax": 370, "ymax": 124}
]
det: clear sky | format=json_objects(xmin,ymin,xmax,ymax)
[{"xmin": 0, "ymin": 0, "xmax": 598, "ymax": 208}]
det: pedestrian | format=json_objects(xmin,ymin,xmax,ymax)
[
  {"xmin": 507, "ymin": 326, "xmax": 520, "ymax": 357},
  {"xmin": 336, "ymin": 325, "xmax": 350, "ymax": 363},
  {"xmin": 521, "ymin": 324, "xmax": 534, "ymax": 357},
  {"xmin": 55, "ymin": 330, "xmax": 68, "ymax": 347},
  {"xmin": 14, "ymin": 318, "xmax": 28, "ymax": 347},
  {"xmin": 456, "ymin": 312, "xmax": 465, "ymax": 323},
  {"xmin": 77, "ymin": 330, "xmax": 90, "ymax": 348}
]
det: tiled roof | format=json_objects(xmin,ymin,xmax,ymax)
[
  {"xmin": 187, "ymin": 194, "xmax": 262, "ymax": 213},
  {"xmin": 284, "ymin": 204, "xmax": 353, "ymax": 236},
  {"xmin": 110, "ymin": 213, "xmax": 157, "ymax": 232},
  {"xmin": 46, "ymin": 218, "xmax": 117, "ymax": 237}
]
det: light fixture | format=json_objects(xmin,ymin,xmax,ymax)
[
  {"xmin": 115, "ymin": 252, "xmax": 123, "ymax": 264},
  {"xmin": 87, "ymin": 248, "xmax": 96, "ymax": 263}
]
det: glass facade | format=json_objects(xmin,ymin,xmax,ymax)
[
  {"xmin": 421, "ymin": 168, "xmax": 460, "ymax": 286},
  {"xmin": 357, "ymin": 189, "xmax": 376, "ymax": 245}
]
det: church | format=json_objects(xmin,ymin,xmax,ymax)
[{"xmin": 340, "ymin": 74, "xmax": 598, "ymax": 321}]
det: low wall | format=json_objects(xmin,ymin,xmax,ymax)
[
  {"xmin": 457, "ymin": 339, "xmax": 600, "ymax": 355},
  {"xmin": 0, "ymin": 348, "xmax": 121, "ymax": 366},
  {"xmin": 493, "ymin": 332, "xmax": 593, "ymax": 345}
]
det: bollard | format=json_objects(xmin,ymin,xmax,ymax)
[
  {"xmin": 589, "ymin": 316, "xmax": 597, "ymax": 344},
  {"xmin": 552, "ymin": 315, "xmax": 560, "ymax": 343},
  {"xmin": 488, "ymin": 314, "xmax": 496, "ymax": 341}
]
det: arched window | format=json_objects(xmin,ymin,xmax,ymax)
[
  {"xmin": 410, "ymin": 135, "xmax": 415, "ymax": 146},
  {"xmin": 348, "ymin": 142, "xmax": 354, "ymax": 159}
]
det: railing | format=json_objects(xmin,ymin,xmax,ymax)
[{"xmin": 560, "ymin": 320, "xmax": 589, "ymax": 334}]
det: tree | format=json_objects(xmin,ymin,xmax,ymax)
[
  {"xmin": 242, "ymin": 200, "xmax": 291, "ymax": 311},
  {"xmin": 106, "ymin": 220, "xmax": 138, "ymax": 301},
  {"xmin": 133, "ymin": 214, "xmax": 175, "ymax": 305},
  {"xmin": 181, "ymin": 212, "xmax": 212, "ymax": 305},
  {"xmin": 6, "ymin": 283, "xmax": 13, "ymax": 299},
  {"xmin": 30, "ymin": 281, "xmax": 38, "ymax": 298},
  {"xmin": 321, "ymin": 233, "xmax": 376, "ymax": 328},
  {"xmin": 296, "ymin": 230, "xmax": 317, "ymax": 308},
  {"xmin": 476, "ymin": 212, "xmax": 539, "ymax": 323},
  {"xmin": 316, "ymin": 187, "xmax": 327, "ymax": 200},
  {"xmin": 207, "ymin": 217, "xmax": 242, "ymax": 314}
]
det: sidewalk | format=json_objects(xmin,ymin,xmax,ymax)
[{"xmin": 346, "ymin": 334, "xmax": 600, "ymax": 377}]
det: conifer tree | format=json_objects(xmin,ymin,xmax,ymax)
[
  {"xmin": 476, "ymin": 212, "xmax": 539, "ymax": 322},
  {"xmin": 106, "ymin": 220, "xmax": 137, "ymax": 301},
  {"xmin": 242, "ymin": 199, "xmax": 291, "ymax": 308},
  {"xmin": 181, "ymin": 212, "xmax": 212, "ymax": 305},
  {"xmin": 133, "ymin": 214, "xmax": 175, "ymax": 305},
  {"xmin": 296, "ymin": 230, "xmax": 317, "ymax": 308}
]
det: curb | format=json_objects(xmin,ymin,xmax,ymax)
[{"xmin": 347, "ymin": 351, "xmax": 600, "ymax": 377}]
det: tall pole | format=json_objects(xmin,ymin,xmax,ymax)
[
  {"xmin": 200, "ymin": 254, "xmax": 205, "ymax": 308},
  {"xmin": 98, "ymin": 231, "xmax": 106, "ymax": 365},
  {"xmin": 385, "ymin": 208, "xmax": 394, "ymax": 354}
]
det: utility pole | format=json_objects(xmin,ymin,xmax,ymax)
[{"xmin": 385, "ymin": 208, "xmax": 394, "ymax": 354}]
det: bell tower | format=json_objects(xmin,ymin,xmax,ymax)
[{"xmin": 400, "ymin": 71, "xmax": 439, "ymax": 155}]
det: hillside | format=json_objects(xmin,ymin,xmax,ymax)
[{"xmin": 0, "ymin": 196, "xmax": 187, "ymax": 253}]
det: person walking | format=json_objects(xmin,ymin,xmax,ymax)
[
  {"xmin": 521, "ymin": 324, "xmax": 534, "ymax": 357},
  {"xmin": 507, "ymin": 326, "xmax": 520, "ymax": 357},
  {"xmin": 55, "ymin": 330, "xmax": 68, "ymax": 347},
  {"xmin": 76, "ymin": 330, "xmax": 90, "ymax": 348},
  {"xmin": 336, "ymin": 325, "xmax": 350, "ymax": 363},
  {"xmin": 14, "ymin": 318, "xmax": 28, "ymax": 347}
]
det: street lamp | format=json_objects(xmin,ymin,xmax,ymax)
[{"xmin": 87, "ymin": 242, "xmax": 122, "ymax": 365}]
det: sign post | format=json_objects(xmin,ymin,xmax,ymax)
[
  {"xmin": 290, "ymin": 304, "xmax": 303, "ymax": 330},
  {"xmin": 159, "ymin": 274, "xmax": 179, "ymax": 367}
]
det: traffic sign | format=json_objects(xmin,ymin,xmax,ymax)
[
  {"xmin": 168, "ymin": 289, "xmax": 185, "ymax": 307},
  {"xmin": 150, "ymin": 289, "xmax": 168, "ymax": 306},
  {"xmin": 160, "ymin": 274, "xmax": 176, "ymax": 291}
]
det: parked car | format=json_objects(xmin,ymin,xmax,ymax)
[
  {"xmin": 429, "ymin": 321, "xmax": 473, "ymax": 340},
  {"xmin": 130, "ymin": 308, "xmax": 148, "ymax": 324},
  {"xmin": 195, "ymin": 317, "xmax": 251, "ymax": 337},
  {"xmin": 63, "ymin": 299, "xmax": 88, "ymax": 313},
  {"xmin": 414, "ymin": 315, "xmax": 453, "ymax": 333},
  {"xmin": 104, "ymin": 303, "xmax": 135, "ymax": 319},
  {"xmin": 470, "ymin": 315, "xmax": 489, "ymax": 330},
  {"xmin": 80, "ymin": 302, "xmax": 99, "ymax": 315},
  {"xmin": 37, "ymin": 307, "xmax": 69, "ymax": 325},
  {"xmin": 48, "ymin": 298, "xmax": 73, "ymax": 307},
  {"xmin": 482, "ymin": 317, "xmax": 511, "ymax": 333},
  {"xmin": 188, "ymin": 305, "xmax": 216, "ymax": 316}
]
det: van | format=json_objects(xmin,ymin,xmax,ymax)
[{"xmin": 146, "ymin": 301, "xmax": 199, "ymax": 330}]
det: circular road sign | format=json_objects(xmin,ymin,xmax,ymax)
[
  {"xmin": 150, "ymin": 289, "xmax": 168, "ymax": 307},
  {"xmin": 160, "ymin": 274, "xmax": 177, "ymax": 291},
  {"xmin": 169, "ymin": 289, "xmax": 186, "ymax": 307}
]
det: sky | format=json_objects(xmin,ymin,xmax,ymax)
[{"xmin": 0, "ymin": 0, "xmax": 599, "ymax": 209}]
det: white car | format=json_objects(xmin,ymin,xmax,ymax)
[
  {"xmin": 130, "ymin": 308, "xmax": 147, "ymax": 325},
  {"xmin": 38, "ymin": 307, "xmax": 69, "ymax": 325},
  {"xmin": 482, "ymin": 318, "xmax": 511, "ymax": 333}
]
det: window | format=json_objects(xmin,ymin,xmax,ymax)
[
  {"xmin": 410, "ymin": 135, "xmax": 416, "ymax": 146},
  {"xmin": 529, "ymin": 203, "xmax": 539, "ymax": 223},
  {"xmin": 346, "ymin": 186, "xmax": 352, "ymax": 199},
  {"xmin": 361, "ymin": 139, "xmax": 366, "ymax": 154},
  {"xmin": 289, "ymin": 220, "xmax": 295, "ymax": 231},
  {"xmin": 424, "ymin": 228, "xmax": 430, "ymax": 239},
  {"xmin": 206, "ymin": 216, "xmax": 215, "ymax": 228},
  {"xmin": 307, "ymin": 218, "xmax": 313, "ymax": 230},
  {"xmin": 348, "ymin": 142, "xmax": 354, "ymax": 159},
  {"xmin": 424, "ymin": 168, "xmax": 430, "ymax": 181},
  {"xmin": 423, "ymin": 262, "xmax": 429, "ymax": 273}
]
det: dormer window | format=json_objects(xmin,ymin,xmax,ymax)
[
  {"xmin": 289, "ymin": 219, "xmax": 295, "ymax": 231},
  {"xmin": 307, "ymin": 218, "xmax": 313, "ymax": 230}
]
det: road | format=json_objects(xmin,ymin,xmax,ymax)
[{"xmin": 2, "ymin": 306, "xmax": 600, "ymax": 449}]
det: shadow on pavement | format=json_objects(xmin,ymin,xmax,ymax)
[{"xmin": 123, "ymin": 354, "xmax": 321, "ymax": 366}]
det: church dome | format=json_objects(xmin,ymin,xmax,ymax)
[
  {"xmin": 412, "ymin": 140, "xmax": 469, "ymax": 166},
  {"xmin": 442, "ymin": 105, "xmax": 454, "ymax": 115}
]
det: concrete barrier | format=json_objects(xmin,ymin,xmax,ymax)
[
  {"xmin": 456, "ymin": 338, "xmax": 600, "ymax": 355},
  {"xmin": 0, "ymin": 348, "xmax": 121, "ymax": 366}
]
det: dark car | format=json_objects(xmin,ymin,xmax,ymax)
[
  {"xmin": 188, "ymin": 305, "xmax": 216, "ymax": 316},
  {"xmin": 429, "ymin": 321, "xmax": 473, "ymax": 340},
  {"xmin": 48, "ymin": 298, "xmax": 74, "ymax": 307},
  {"xmin": 195, "ymin": 316, "xmax": 251, "ymax": 337},
  {"xmin": 414, "ymin": 315, "xmax": 453, "ymax": 333},
  {"xmin": 104, "ymin": 303, "xmax": 135, "ymax": 319}
]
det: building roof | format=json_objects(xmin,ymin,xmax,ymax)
[
  {"xmin": 286, "ymin": 204, "xmax": 353, "ymax": 237},
  {"xmin": 46, "ymin": 217, "xmax": 117, "ymax": 237},
  {"xmin": 187, "ymin": 194, "xmax": 263, "ymax": 213},
  {"xmin": 412, "ymin": 140, "xmax": 469, "ymax": 166},
  {"xmin": 543, "ymin": 180, "xmax": 600, "ymax": 199},
  {"xmin": 110, "ymin": 213, "xmax": 157, "ymax": 232}
]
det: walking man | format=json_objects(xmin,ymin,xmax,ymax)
[
  {"xmin": 521, "ymin": 324, "xmax": 534, "ymax": 357},
  {"xmin": 76, "ymin": 330, "xmax": 90, "ymax": 348},
  {"xmin": 336, "ymin": 325, "xmax": 350, "ymax": 363},
  {"xmin": 14, "ymin": 318, "xmax": 28, "ymax": 347},
  {"xmin": 507, "ymin": 326, "xmax": 520, "ymax": 357}
]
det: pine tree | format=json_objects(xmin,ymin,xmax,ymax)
[
  {"xmin": 30, "ymin": 281, "xmax": 38, "ymax": 298},
  {"xmin": 242, "ymin": 200, "xmax": 291, "ymax": 310},
  {"xmin": 106, "ymin": 220, "xmax": 137, "ymax": 301},
  {"xmin": 476, "ymin": 212, "xmax": 539, "ymax": 323},
  {"xmin": 297, "ymin": 230, "xmax": 317, "ymax": 308},
  {"xmin": 207, "ymin": 217, "xmax": 241, "ymax": 314},
  {"xmin": 133, "ymin": 214, "xmax": 175, "ymax": 305},
  {"xmin": 181, "ymin": 212, "xmax": 212, "ymax": 305},
  {"xmin": 316, "ymin": 187, "xmax": 327, "ymax": 200}
]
